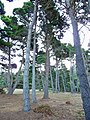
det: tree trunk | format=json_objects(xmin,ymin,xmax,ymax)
[
  {"xmin": 55, "ymin": 57, "xmax": 60, "ymax": 93},
  {"xmin": 23, "ymin": 0, "xmax": 38, "ymax": 112},
  {"xmin": 66, "ymin": 0, "xmax": 90, "ymax": 119},
  {"xmin": 57, "ymin": 75, "xmax": 60, "ymax": 92},
  {"xmin": 83, "ymin": 48, "xmax": 90, "ymax": 87},
  {"xmin": 40, "ymin": 65, "xmax": 44, "ymax": 91},
  {"xmin": 8, "ymin": 47, "xmax": 24, "ymax": 95},
  {"xmin": 61, "ymin": 60, "xmax": 66, "ymax": 92},
  {"xmin": 7, "ymin": 37, "xmax": 12, "ymax": 95},
  {"xmin": 50, "ymin": 66, "xmax": 54, "ymax": 93},
  {"xmin": 69, "ymin": 53, "xmax": 74, "ymax": 93},
  {"xmin": 70, "ymin": 57, "xmax": 76, "ymax": 93},
  {"xmin": 43, "ymin": 38, "xmax": 49, "ymax": 99},
  {"xmin": 76, "ymin": 78, "xmax": 79, "ymax": 92},
  {"xmin": 32, "ymin": 20, "xmax": 37, "ymax": 103}
]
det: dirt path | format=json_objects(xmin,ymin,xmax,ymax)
[{"xmin": 0, "ymin": 92, "xmax": 85, "ymax": 120}]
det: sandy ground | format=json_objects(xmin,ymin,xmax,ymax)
[{"xmin": 0, "ymin": 91, "xmax": 85, "ymax": 120}]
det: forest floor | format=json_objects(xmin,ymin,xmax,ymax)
[{"xmin": 0, "ymin": 90, "xmax": 85, "ymax": 120}]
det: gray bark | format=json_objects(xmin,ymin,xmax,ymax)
[
  {"xmin": 61, "ymin": 60, "xmax": 66, "ymax": 92},
  {"xmin": 7, "ymin": 38, "xmax": 12, "ymax": 95},
  {"xmin": 32, "ymin": 20, "xmax": 37, "ymax": 103},
  {"xmin": 83, "ymin": 49, "xmax": 90, "ymax": 87},
  {"xmin": 57, "ymin": 75, "xmax": 60, "ymax": 92},
  {"xmin": 69, "ymin": 53, "xmax": 74, "ymax": 93},
  {"xmin": 55, "ymin": 59, "xmax": 58, "ymax": 93},
  {"xmin": 43, "ymin": 37, "xmax": 49, "ymax": 99},
  {"xmin": 65, "ymin": 0, "xmax": 90, "ymax": 119},
  {"xmin": 23, "ymin": 0, "xmax": 38, "ymax": 112},
  {"xmin": 70, "ymin": 57, "xmax": 76, "ymax": 93},
  {"xmin": 40, "ymin": 65, "xmax": 44, "ymax": 91},
  {"xmin": 61, "ymin": 74, "xmax": 66, "ymax": 92},
  {"xmin": 50, "ymin": 66, "xmax": 54, "ymax": 93},
  {"xmin": 7, "ymin": 47, "xmax": 24, "ymax": 95},
  {"xmin": 55, "ymin": 58, "xmax": 60, "ymax": 93}
]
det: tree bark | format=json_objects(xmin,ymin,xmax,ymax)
[
  {"xmin": 65, "ymin": 0, "xmax": 90, "ymax": 119},
  {"xmin": 7, "ymin": 37, "xmax": 12, "ymax": 95},
  {"xmin": 43, "ymin": 37, "xmax": 49, "ymax": 99},
  {"xmin": 7, "ymin": 47, "xmax": 24, "ymax": 95},
  {"xmin": 50, "ymin": 66, "xmax": 54, "ymax": 93},
  {"xmin": 70, "ymin": 56, "xmax": 76, "ymax": 93},
  {"xmin": 55, "ymin": 57, "xmax": 60, "ymax": 93},
  {"xmin": 23, "ymin": 0, "xmax": 38, "ymax": 112},
  {"xmin": 61, "ymin": 60, "xmax": 66, "ymax": 92},
  {"xmin": 32, "ymin": 19, "xmax": 37, "ymax": 103},
  {"xmin": 40, "ymin": 65, "xmax": 44, "ymax": 91}
]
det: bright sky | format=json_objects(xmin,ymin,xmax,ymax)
[
  {"xmin": 0, "ymin": 0, "xmax": 90, "ymax": 71},
  {"xmin": 61, "ymin": 23, "xmax": 90, "ymax": 50},
  {"xmin": 1, "ymin": 0, "xmax": 29, "ymax": 15}
]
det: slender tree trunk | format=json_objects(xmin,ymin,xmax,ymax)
[
  {"xmin": 55, "ymin": 57, "xmax": 60, "ymax": 93},
  {"xmin": 76, "ymin": 78, "xmax": 79, "ymax": 92},
  {"xmin": 23, "ymin": 0, "xmax": 38, "ymax": 112},
  {"xmin": 41, "ymin": 75, "xmax": 45, "ymax": 91},
  {"xmin": 57, "ymin": 75, "xmax": 60, "ymax": 92},
  {"xmin": 55, "ymin": 58, "xmax": 58, "ymax": 93},
  {"xmin": 8, "ymin": 47, "xmax": 24, "ymax": 95},
  {"xmin": 61, "ymin": 74, "xmax": 66, "ymax": 92},
  {"xmin": 71, "ymin": 66, "xmax": 76, "ymax": 93},
  {"xmin": 36, "ymin": 72, "xmax": 41, "ymax": 91},
  {"xmin": 32, "ymin": 20, "xmax": 37, "ymax": 103},
  {"xmin": 61, "ymin": 60, "xmax": 66, "ymax": 92},
  {"xmin": 83, "ymin": 48, "xmax": 90, "ymax": 87},
  {"xmin": 70, "ymin": 58, "xmax": 76, "ymax": 93},
  {"xmin": 40, "ymin": 65, "xmax": 44, "ymax": 91},
  {"xmin": 43, "ymin": 37, "xmax": 49, "ymax": 99},
  {"xmin": 69, "ymin": 53, "xmax": 74, "ymax": 93},
  {"xmin": 61, "ymin": 72, "xmax": 66, "ymax": 92},
  {"xmin": 7, "ymin": 37, "xmax": 12, "ymax": 95},
  {"xmin": 50, "ymin": 66, "xmax": 54, "ymax": 93},
  {"xmin": 66, "ymin": 0, "xmax": 90, "ymax": 119}
]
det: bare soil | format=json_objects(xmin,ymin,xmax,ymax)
[{"xmin": 0, "ymin": 91, "xmax": 85, "ymax": 120}]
